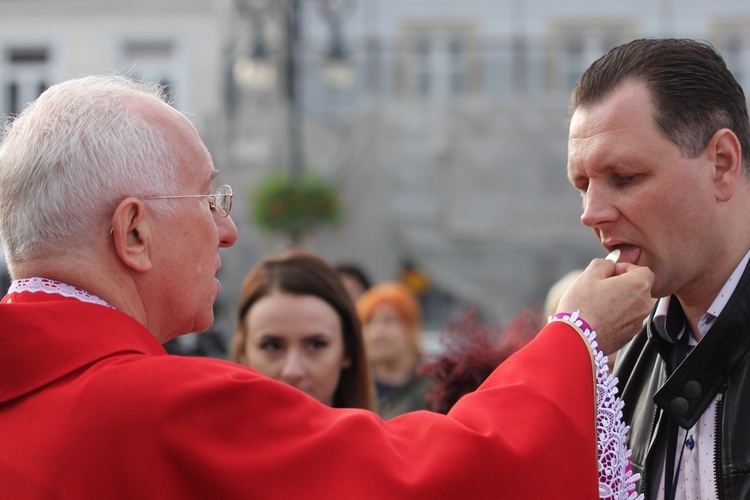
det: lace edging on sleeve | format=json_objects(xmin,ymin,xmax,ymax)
[{"xmin": 549, "ymin": 311, "xmax": 643, "ymax": 500}]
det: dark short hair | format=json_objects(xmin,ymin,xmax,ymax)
[
  {"xmin": 570, "ymin": 38, "xmax": 750, "ymax": 173},
  {"xmin": 335, "ymin": 262, "xmax": 372, "ymax": 291}
]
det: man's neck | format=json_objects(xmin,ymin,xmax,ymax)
[{"xmin": 677, "ymin": 248, "xmax": 750, "ymax": 339}]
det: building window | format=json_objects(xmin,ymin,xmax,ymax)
[
  {"xmin": 399, "ymin": 22, "xmax": 479, "ymax": 101},
  {"xmin": 120, "ymin": 39, "xmax": 177, "ymax": 104},
  {"xmin": 710, "ymin": 22, "xmax": 750, "ymax": 91},
  {"xmin": 563, "ymin": 37, "xmax": 584, "ymax": 92},
  {"xmin": 414, "ymin": 37, "xmax": 432, "ymax": 97},
  {"xmin": 725, "ymin": 36, "xmax": 744, "ymax": 83},
  {"xmin": 550, "ymin": 22, "xmax": 631, "ymax": 94},
  {"xmin": 448, "ymin": 37, "xmax": 466, "ymax": 95},
  {"xmin": 511, "ymin": 37, "xmax": 529, "ymax": 93},
  {"xmin": 124, "ymin": 40, "xmax": 173, "ymax": 60},
  {"xmin": 3, "ymin": 46, "xmax": 50, "ymax": 115}
]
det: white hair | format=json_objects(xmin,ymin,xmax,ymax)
[{"xmin": 0, "ymin": 75, "xmax": 178, "ymax": 264}]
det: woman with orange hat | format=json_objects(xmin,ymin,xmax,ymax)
[{"xmin": 357, "ymin": 282, "xmax": 432, "ymax": 418}]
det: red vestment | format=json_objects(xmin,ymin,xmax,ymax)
[{"xmin": 0, "ymin": 292, "xmax": 598, "ymax": 499}]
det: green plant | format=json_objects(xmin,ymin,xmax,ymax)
[{"xmin": 251, "ymin": 170, "xmax": 342, "ymax": 243}]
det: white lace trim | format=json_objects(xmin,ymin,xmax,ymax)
[
  {"xmin": 550, "ymin": 311, "xmax": 643, "ymax": 500},
  {"xmin": 8, "ymin": 277, "xmax": 114, "ymax": 309}
]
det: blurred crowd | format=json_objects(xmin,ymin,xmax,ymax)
[{"xmin": 165, "ymin": 246, "xmax": 572, "ymax": 419}]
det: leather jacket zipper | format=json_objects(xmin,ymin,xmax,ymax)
[
  {"xmin": 640, "ymin": 405, "xmax": 661, "ymax": 495},
  {"xmin": 714, "ymin": 388, "xmax": 726, "ymax": 499}
]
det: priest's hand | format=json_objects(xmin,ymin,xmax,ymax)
[{"xmin": 557, "ymin": 258, "xmax": 653, "ymax": 355}]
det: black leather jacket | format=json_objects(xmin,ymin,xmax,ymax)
[{"xmin": 614, "ymin": 260, "xmax": 750, "ymax": 499}]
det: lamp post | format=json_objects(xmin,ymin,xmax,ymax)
[
  {"xmin": 318, "ymin": 0, "xmax": 356, "ymax": 90},
  {"xmin": 285, "ymin": 0, "xmax": 304, "ymax": 178},
  {"xmin": 232, "ymin": 0, "xmax": 278, "ymax": 91},
  {"xmin": 233, "ymin": 0, "xmax": 355, "ymax": 178},
  {"xmin": 233, "ymin": 0, "xmax": 354, "ymax": 247}
]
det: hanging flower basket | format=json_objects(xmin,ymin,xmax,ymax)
[{"xmin": 251, "ymin": 170, "xmax": 342, "ymax": 243}]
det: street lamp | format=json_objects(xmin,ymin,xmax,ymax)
[
  {"xmin": 318, "ymin": 0, "xmax": 356, "ymax": 89},
  {"xmin": 233, "ymin": 33, "xmax": 277, "ymax": 91},
  {"xmin": 232, "ymin": 0, "xmax": 354, "ymax": 246},
  {"xmin": 232, "ymin": 0, "xmax": 279, "ymax": 92},
  {"xmin": 233, "ymin": 0, "xmax": 356, "ymax": 95},
  {"xmin": 233, "ymin": 0, "xmax": 355, "ymax": 177}
]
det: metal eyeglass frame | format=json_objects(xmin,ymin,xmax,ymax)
[{"xmin": 144, "ymin": 184, "xmax": 233, "ymax": 218}]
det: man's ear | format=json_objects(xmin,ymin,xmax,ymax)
[
  {"xmin": 111, "ymin": 198, "xmax": 153, "ymax": 273},
  {"xmin": 708, "ymin": 128, "xmax": 743, "ymax": 202}
]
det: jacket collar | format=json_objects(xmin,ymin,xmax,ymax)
[{"xmin": 649, "ymin": 258, "xmax": 750, "ymax": 428}]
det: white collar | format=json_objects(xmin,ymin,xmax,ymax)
[{"xmin": 7, "ymin": 277, "xmax": 114, "ymax": 308}]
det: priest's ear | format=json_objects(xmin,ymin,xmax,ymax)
[{"xmin": 111, "ymin": 197, "xmax": 153, "ymax": 273}]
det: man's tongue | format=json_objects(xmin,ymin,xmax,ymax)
[{"xmin": 614, "ymin": 244, "xmax": 641, "ymax": 264}]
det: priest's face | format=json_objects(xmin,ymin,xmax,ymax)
[{"xmin": 143, "ymin": 100, "xmax": 238, "ymax": 342}]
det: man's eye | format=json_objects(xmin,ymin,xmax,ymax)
[
  {"xmin": 614, "ymin": 174, "xmax": 637, "ymax": 186},
  {"xmin": 571, "ymin": 178, "xmax": 588, "ymax": 192}
]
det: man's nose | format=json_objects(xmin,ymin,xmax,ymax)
[
  {"xmin": 218, "ymin": 214, "xmax": 238, "ymax": 248},
  {"xmin": 580, "ymin": 184, "xmax": 618, "ymax": 228}
]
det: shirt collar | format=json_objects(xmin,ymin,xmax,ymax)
[{"xmin": 653, "ymin": 249, "xmax": 750, "ymax": 343}]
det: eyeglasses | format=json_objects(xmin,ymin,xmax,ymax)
[{"xmin": 144, "ymin": 184, "xmax": 233, "ymax": 218}]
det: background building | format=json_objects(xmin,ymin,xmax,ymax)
[{"xmin": 2, "ymin": 0, "xmax": 750, "ymax": 353}]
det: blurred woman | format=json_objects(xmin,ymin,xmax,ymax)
[
  {"xmin": 231, "ymin": 250, "xmax": 376, "ymax": 411},
  {"xmin": 356, "ymin": 282, "xmax": 431, "ymax": 419}
]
